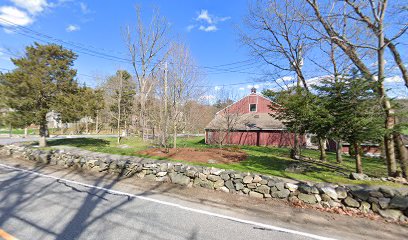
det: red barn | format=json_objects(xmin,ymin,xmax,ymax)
[{"xmin": 205, "ymin": 88, "xmax": 303, "ymax": 147}]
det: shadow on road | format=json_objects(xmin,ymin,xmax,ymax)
[{"xmin": 0, "ymin": 160, "xmax": 205, "ymax": 239}]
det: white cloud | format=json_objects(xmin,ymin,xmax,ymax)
[
  {"xmin": 384, "ymin": 75, "xmax": 403, "ymax": 83},
  {"xmin": 0, "ymin": 0, "xmax": 53, "ymax": 33},
  {"xmin": 66, "ymin": 24, "xmax": 80, "ymax": 32},
  {"xmin": 194, "ymin": 9, "xmax": 230, "ymax": 33},
  {"xmin": 0, "ymin": 48, "xmax": 10, "ymax": 60},
  {"xmin": 196, "ymin": 10, "xmax": 212, "ymax": 24},
  {"xmin": 247, "ymin": 84, "xmax": 260, "ymax": 89},
  {"xmin": 196, "ymin": 9, "xmax": 230, "ymax": 24},
  {"xmin": 214, "ymin": 86, "xmax": 221, "ymax": 91},
  {"xmin": 239, "ymin": 87, "xmax": 245, "ymax": 91},
  {"xmin": 79, "ymin": 2, "xmax": 90, "ymax": 14},
  {"xmin": 10, "ymin": 0, "xmax": 48, "ymax": 15},
  {"xmin": 0, "ymin": 6, "xmax": 33, "ymax": 27},
  {"xmin": 218, "ymin": 16, "xmax": 231, "ymax": 22},
  {"xmin": 371, "ymin": 59, "xmax": 387, "ymax": 67},
  {"xmin": 199, "ymin": 25, "xmax": 217, "ymax": 32},
  {"xmin": 3, "ymin": 28, "xmax": 14, "ymax": 34},
  {"xmin": 186, "ymin": 24, "xmax": 195, "ymax": 32},
  {"xmin": 276, "ymin": 76, "xmax": 294, "ymax": 83},
  {"xmin": 200, "ymin": 95, "xmax": 215, "ymax": 100}
]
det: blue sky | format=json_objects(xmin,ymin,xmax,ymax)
[
  {"xmin": 0, "ymin": 0, "xmax": 406, "ymax": 99},
  {"xmin": 0, "ymin": 0, "xmax": 259, "ymax": 91}
]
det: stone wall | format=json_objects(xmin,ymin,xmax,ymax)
[{"xmin": 1, "ymin": 144, "xmax": 408, "ymax": 222}]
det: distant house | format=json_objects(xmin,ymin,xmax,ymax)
[
  {"xmin": 205, "ymin": 88, "xmax": 305, "ymax": 147},
  {"xmin": 327, "ymin": 136, "xmax": 408, "ymax": 157},
  {"xmin": 46, "ymin": 110, "xmax": 62, "ymax": 129}
]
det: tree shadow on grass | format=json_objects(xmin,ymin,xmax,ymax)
[
  {"xmin": 237, "ymin": 155, "xmax": 348, "ymax": 183},
  {"xmin": 47, "ymin": 138, "xmax": 110, "ymax": 148}
]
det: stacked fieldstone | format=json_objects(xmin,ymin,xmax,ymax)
[{"xmin": 1, "ymin": 144, "xmax": 407, "ymax": 222}]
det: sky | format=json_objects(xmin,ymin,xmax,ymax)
[{"xmin": 0, "ymin": 0, "xmax": 406, "ymax": 100}]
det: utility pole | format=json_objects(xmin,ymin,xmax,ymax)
[
  {"xmin": 292, "ymin": 44, "xmax": 303, "ymax": 158},
  {"xmin": 117, "ymin": 71, "xmax": 123, "ymax": 144},
  {"xmin": 163, "ymin": 61, "xmax": 169, "ymax": 151}
]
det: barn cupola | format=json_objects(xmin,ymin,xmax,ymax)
[{"xmin": 250, "ymin": 87, "xmax": 257, "ymax": 94}]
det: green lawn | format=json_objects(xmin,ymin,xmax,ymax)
[
  {"xmin": 45, "ymin": 136, "xmax": 399, "ymax": 186},
  {"xmin": 0, "ymin": 128, "xmax": 38, "ymax": 135},
  {"xmin": 47, "ymin": 137, "xmax": 150, "ymax": 155}
]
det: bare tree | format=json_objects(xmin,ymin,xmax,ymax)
[
  {"xmin": 124, "ymin": 6, "xmax": 169, "ymax": 140},
  {"xmin": 242, "ymin": 0, "xmax": 317, "ymax": 157},
  {"xmin": 167, "ymin": 43, "xmax": 203, "ymax": 148},
  {"xmin": 206, "ymin": 88, "xmax": 248, "ymax": 147},
  {"xmin": 241, "ymin": 0, "xmax": 312, "ymax": 90},
  {"xmin": 344, "ymin": 0, "xmax": 408, "ymax": 89},
  {"xmin": 184, "ymin": 100, "xmax": 216, "ymax": 135},
  {"xmin": 101, "ymin": 70, "xmax": 135, "ymax": 143}
]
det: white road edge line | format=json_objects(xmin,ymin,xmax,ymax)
[{"xmin": 0, "ymin": 163, "xmax": 336, "ymax": 240}]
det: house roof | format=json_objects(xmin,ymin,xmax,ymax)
[
  {"xmin": 215, "ymin": 92, "xmax": 279, "ymax": 115},
  {"xmin": 205, "ymin": 112, "xmax": 286, "ymax": 131}
]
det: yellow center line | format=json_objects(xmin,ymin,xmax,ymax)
[{"xmin": 0, "ymin": 229, "xmax": 19, "ymax": 240}]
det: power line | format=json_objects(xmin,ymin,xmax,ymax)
[
  {"xmin": 0, "ymin": 17, "xmax": 269, "ymax": 76},
  {"xmin": 0, "ymin": 66, "xmax": 94, "ymax": 79},
  {"xmin": 0, "ymin": 17, "xmax": 132, "ymax": 64}
]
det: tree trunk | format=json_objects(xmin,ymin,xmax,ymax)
[
  {"xmin": 24, "ymin": 127, "xmax": 28, "ymax": 138},
  {"xmin": 354, "ymin": 142, "xmax": 363, "ymax": 173},
  {"xmin": 336, "ymin": 140, "xmax": 343, "ymax": 163},
  {"xmin": 95, "ymin": 110, "xmax": 99, "ymax": 134},
  {"xmin": 394, "ymin": 132, "xmax": 408, "ymax": 179},
  {"xmin": 307, "ymin": 0, "xmax": 396, "ymax": 175},
  {"xmin": 377, "ymin": 13, "xmax": 397, "ymax": 177},
  {"xmin": 117, "ymin": 73, "xmax": 123, "ymax": 144},
  {"xmin": 117, "ymin": 112, "xmax": 121, "ymax": 144},
  {"xmin": 318, "ymin": 138, "xmax": 326, "ymax": 161},
  {"xmin": 163, "ymin": 62, "xmax": 169, "ymax": 152},
  {"xmin": 117, "ymin": 114, "xmax": 121, "ymax": 144},
  {"xmin": 291, "ymin": 132, "xmax": 300, "ymax": 159},
  {"xmin": 39, "ymin": 123, "xmax": 48, "ymax": 147},
  {"xmin": 386, "ymin": 40, "xmax": 408, "ymax": 89},
  {"xmin": 382, "ymin": 114, "xmax": 397, "ymax": 175},
  {"xmin": 85, "ymin": 118, "xmax": 89, "ymax": 134},
  {"xmin": 173, "ymin": 123, "xmax": 177, "ymax": 149},
  {"xmin": 140, "ymin": 94, "xmax": 146, "ymax": 140}
]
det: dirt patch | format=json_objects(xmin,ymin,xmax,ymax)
[{"xmin": 137, "ymin": 147, "xmax": 247, "ymax": 164}]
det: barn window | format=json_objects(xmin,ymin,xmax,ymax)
[{"xmin": 250, "ymin": 104, "xmax": 257, "ymax": 112}]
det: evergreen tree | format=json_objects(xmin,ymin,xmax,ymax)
[
  {"xmin": 1, "ymin": 43, "xmax": 81, "ymax": 147},
  {"xmin": 316, "ymin": 74, "xmax": 385, "ymax": 173},
  {"xmin": 263, "ymin": 87, "xmax": 317, "ymax": 158}
]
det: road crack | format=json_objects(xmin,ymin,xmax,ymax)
[{"xmin": 56, "ymin": 179, "xmax": 109, "ymax": 201}]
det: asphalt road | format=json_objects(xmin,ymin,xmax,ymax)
[
  {"xmin": 0, "ymin": 135, "xmax": 116, "ymax": 145},
  {"xmin": 0, "ymin": 163, "xmax": 330, "ymax": 240}
]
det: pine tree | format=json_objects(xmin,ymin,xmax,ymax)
[
  {"xmin": 263, "ymin": 87, "xmax": 317, "ymax": 158},
  {"xmin": 317, "ymin": 74, "xmax": 385, "ymax": 173},
  {"xmin": 1, "ymin": 43, "xmax": 81, "ymax": 147}
]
